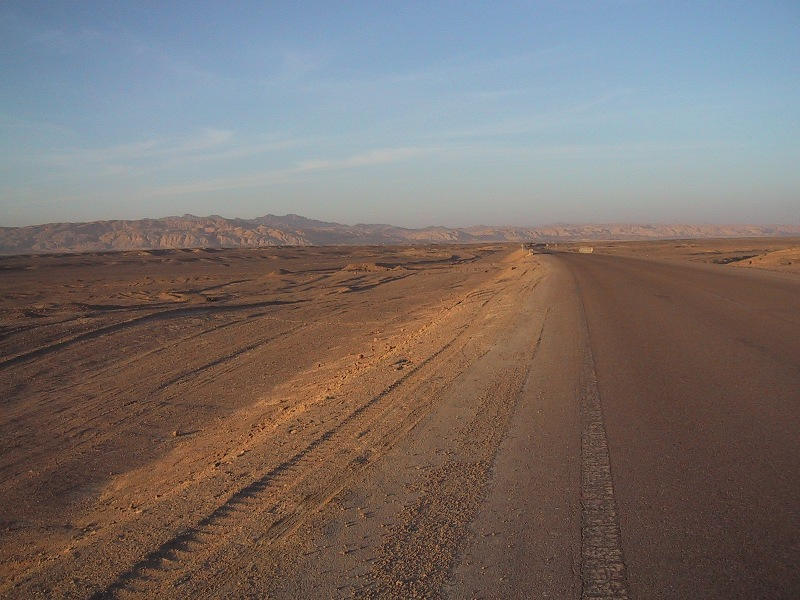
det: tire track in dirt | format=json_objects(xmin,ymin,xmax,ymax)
[
  {"xmin": 190, "ymin": 276, "xmax": 545, "ymax": 599},
  {"xmin": 1, "ymin": 319, "xmax": 309, "ymax": 489},
  {"xmin": 90, "ymin": 284, "xmax": 510, "ymax": 599},
  {"xmin": 156, "ymin": 323, "xmax": 308, "ymax": 391},
  {"xmin": 0, "ymin": 299, "xmax": 307, "ymax": 371},
  {"xmin": 94, "ymin": 341, "xmax": 461, "ymax": 598},
  {"xmin": 358, "ymin": 309, "xmax": 548, "ymax": 599}
]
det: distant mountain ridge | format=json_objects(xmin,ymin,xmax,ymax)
[{"xmin": 1, "ymin": 213, "xmax": 798, "ymax": 255}]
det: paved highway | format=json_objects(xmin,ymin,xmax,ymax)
[{"xmin": 556, "ymin": 252, "xmax": 800, "ymax": 599}]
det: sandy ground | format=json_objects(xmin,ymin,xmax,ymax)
[
  {"xmin": 572, "ymin": 236, "xmax": 800, "ymax": 273},
  {"xmin": 1, "ymin": 244, "xmax": 545, "ymax": 597},
  {"xmin": 2, "ymin": 239, "xmax": 799, "ymax": 599}
]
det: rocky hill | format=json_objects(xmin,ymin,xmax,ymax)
[{"xmin": 1, "ymin": 214, "xmax": 798, "ymax": 255}]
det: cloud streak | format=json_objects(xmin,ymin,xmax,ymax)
[
  {"xmin": 148, "ymin": 146, "xmax": 432, "ymax": 197},
  {"xmin": 47, "ymin": 128, "xmax": 235, "ymax": 166}
]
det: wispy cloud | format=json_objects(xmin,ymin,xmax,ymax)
[
  {"xmin": 1, "ymin": 10, "xmax": 103, "ymax": 55},
  {"xmin": 312, "ymin": 46, "xmax": 567, "ymax": 92},
  {"xmin": 517, "ymin": 139, "xmax": 744, "ymax": 159},
  {"xmin": 47, "ymin": 128, "xmax": 235, "ymax": 166},
  {"xmin": 163, "ymin": 137, "xmax": 314, "ymax": 167},
  {"xmin": 148, "ymin": 146, "xmax": 432, "ymax": 197},
  {"xmin": 433, "ymin": 89, "xmax": 635, "ymax": 140},
  {"xmin": 0, "ymin": 113, "xmax": 73, "ymax": 136},
  {"xmin": 37, "ymin": 129, "xmax": 318, "ymax": 182},
  {"xmin": 294, "ymin": 147, "xmax": 425, "ymax": 171},
  {"xmin": 29, "ymin": 26, "xmax": 104, "ymax": 53}
]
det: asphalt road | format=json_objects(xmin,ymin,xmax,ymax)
[{"xmin": 556, "ymin": 252, "xmax": 800, "ymax": 599}]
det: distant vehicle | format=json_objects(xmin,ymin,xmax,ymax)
[
  {"xmin": 578, "ymin": 246, "xmax": 594, "ymax": 254},
  {"xmin": 521, "ymin": 242, "xmax": 552, "ymax": 254}
]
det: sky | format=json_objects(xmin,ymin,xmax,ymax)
[{"xmin": 1, "ymin": 1, "xmax": 798, "ymax": 227}]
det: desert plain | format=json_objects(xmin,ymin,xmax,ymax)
[{"xmin": 2, "ymin": 238, "xmax": 800, "ymax": 599}]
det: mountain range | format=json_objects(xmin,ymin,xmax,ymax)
[{"xmin": 1, "ymin": 214, "xmax": 799, "ymax": 255}]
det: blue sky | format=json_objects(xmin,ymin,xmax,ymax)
[{"xmin": 1, "ymin": 1, "xmax": 798, "ymax": 227}]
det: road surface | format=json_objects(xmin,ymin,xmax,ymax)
[{"xmin": 549, "ymin": 252, "xmax": 800, "ymax": 599}]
